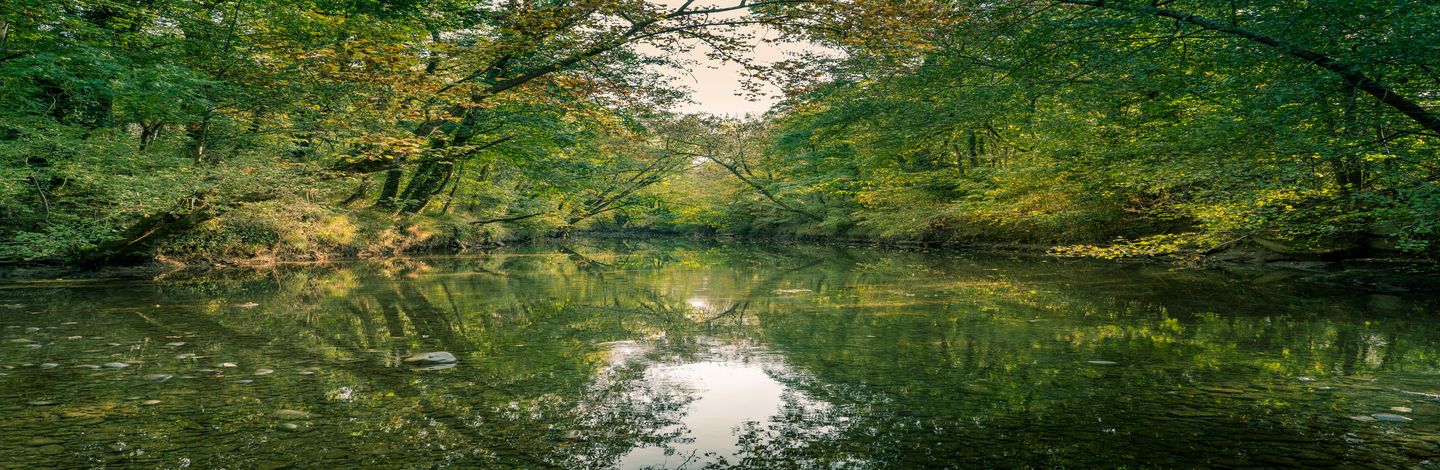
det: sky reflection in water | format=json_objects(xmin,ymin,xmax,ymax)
[{"xmin": 0, "ymin": 239, "xmax": 1438, "ymax": 468}]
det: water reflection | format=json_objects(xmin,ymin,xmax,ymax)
[
  {"xmin": 615, "ymin": 338, "xmax": 797, "ymax": 469},
  {"xmin": 0, "ymin": 239, "xmax": 1436, "ymax": 468}
]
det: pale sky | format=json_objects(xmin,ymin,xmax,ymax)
[
  {"xmin": 644, "ymin": 0, "xmax": 828, "ymax": 117},
  {"xmin": 661, "ymin": 27, "xmax": 802, "ymax": 117}
]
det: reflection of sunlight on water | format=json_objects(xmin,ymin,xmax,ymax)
[
  {"xmin": 613, "ymin": 339, "xmax": 801, "ymax": 469},
  {"xmin": 685, "ymin": 297, "xmax": 710, "ymax": 310}
]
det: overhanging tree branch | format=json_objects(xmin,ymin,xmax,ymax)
[{"xmin": 1056, "ymin": 0, "xmax": 1440, "ymax": 136}]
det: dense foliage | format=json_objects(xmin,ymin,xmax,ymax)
[
  {"xmin": 0, "ymin": 0, "xmax": 764, "ymax": 262},
  {"xmin": 2, "ymin": 0, "xmax": 1438, "ymax": 263},
  {"xmin": 639, "ymin": 0, "xmax": 1440, "ymax": 259}
]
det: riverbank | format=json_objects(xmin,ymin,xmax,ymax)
[{"xmin": 3, "ymin": 231, "xmax": 1436, "ymax": 294}]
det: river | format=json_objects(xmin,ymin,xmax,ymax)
[{"xmin": 1, "ymin": 239, "xmax": 1437, "ymax": 468}]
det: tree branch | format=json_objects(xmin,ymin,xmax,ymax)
[{"xmin": 1057, "ymin": 0, "xmax": 1440, "ymax": 136}]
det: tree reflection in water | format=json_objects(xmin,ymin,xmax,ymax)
[{"xmin": 0, "ymin": 238, "xmax": 1437, "ymax": 468}]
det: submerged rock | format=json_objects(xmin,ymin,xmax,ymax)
[
  {"xmin": 1400, "ymin": 390, "xmax": 1440, "ymax": 400},
  {"xmin": 403, "ymin": 351, "xmax": 458, "ymax": 365},
  {"xmin": 273, "ymin": 409, "xmax": 311, "ymax": 420},
  {"xmin": 1372, "ymin": 413, "xmax": 1413, "ymax": 423}
]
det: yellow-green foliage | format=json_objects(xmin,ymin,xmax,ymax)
[
  {"xmin": 160, "ymin": 199, "xmax": 359, "ymax": 262},
  {"xmin": 154, "ymin": 189, "xmax": 583, "ymax": 264}
]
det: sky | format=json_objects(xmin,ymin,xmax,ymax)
[
  {"xmin": 660, "ymin": 27, "xmax": 802, "ymax": 117},
  {"xmin": 645, "ymin": 0, "xmax": 827, "ymax": 117}
]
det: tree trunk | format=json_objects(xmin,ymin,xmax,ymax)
[
  {"xmin": 397, "ymin": 161, "xmax": 452, "ymax": 214},
  {"xmin": 187, "ymin": 114, "xmax": 212, "ymax": 164},
  {"xmin": 82, "ymin": 188, "xmax": 224, "ymax": 264},
  {"xmin": 441, "ymin": 160, "xmax": 466, "ymax": 213},
  {"xmin": 967, "ymin": 129, "xmax": 979, "ymax": 169},
  {"xmin": 1332, "ymin": 85, "xmax": 1366, "ymax": 192},
  {"xmin": 374, "ymin": 169, "xmax": 403, "ymax": 210},
  {"xmin": 139, "ymin": 121, "xmax": 163, "ymax": 151}
]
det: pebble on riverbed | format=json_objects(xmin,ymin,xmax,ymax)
[
  {"xmin": 402, "ymin": 351, "xmax": 458, "ymax": 365},
  {"xmin": 1372, "ymin": 413, "xmax": 1413, "ymax": 423},
  {"xmin": 273, "ymin": 409, "xmax": 311, "ymax": 420}
]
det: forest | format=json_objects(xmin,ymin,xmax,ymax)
[{"xmin": 2, "ymin": 0, "xmax": 1438, "ymax": 265}]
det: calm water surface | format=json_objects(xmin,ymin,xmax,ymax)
[{"xmin": 1, "ymin": 239, "xmax": 1437, "ymax": 468}]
